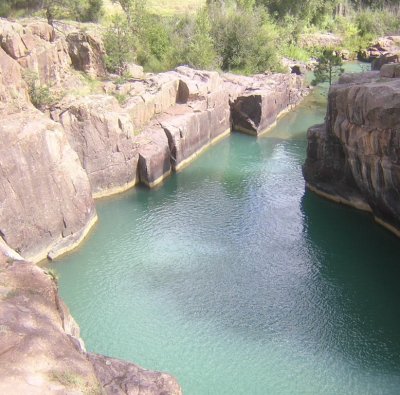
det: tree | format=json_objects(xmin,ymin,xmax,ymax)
[
  {"xmin": 103, "ymin": 15, "xmax": 136, "ymax": 74},
  {"xmin": 0, "ymin": 0, "xmax": 103, "ymax": 23},
  {"xmin": 112, "ymin": 0, "xmax": 146, "ymax": 35},
  {"xmin": 312, "ymin": 49, "xmax": 344, "ymax": 86},
  {"xmin": 186, "ymin": 8, "xmax": 219, "ymax": 69}
]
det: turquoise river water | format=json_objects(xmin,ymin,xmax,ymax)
[{"xmin": 49, "ymin": 65, "xmax": 400, "ymax": 395}]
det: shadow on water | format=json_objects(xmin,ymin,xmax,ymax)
[{"xmin": 300, "ymin": 190, "xmax": 400, "ymax": 372}]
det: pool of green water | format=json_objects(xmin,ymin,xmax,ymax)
[{"xmin": 49, "ymin": 64, "xmax": 400, "ymax": 394}]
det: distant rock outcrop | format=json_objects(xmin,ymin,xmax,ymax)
[
  {"xmin": 360, "ymin": 36, "xmax": 400, "ymax": 68},
  {"xmin": 66, "ymin": 31, "xmax": 107, "ymax": 78},
  {"xmin": 303, "ymin": 66, "xmax": 400, "ymax": 237}
]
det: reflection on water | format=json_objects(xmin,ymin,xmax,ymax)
[{"xmin": 50, "ymin": 64, "xmax": 400, "ymax": 395}]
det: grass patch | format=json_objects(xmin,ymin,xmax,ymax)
[
  {"xmin": 49, "ymin": 371, "xmax": 84, "ymax": 388},
  {"xmin": 112, "ymin": 92, "xmax": 128, "ymax": 105},
  {"xmin": 4, "ymin": 288, "xmax": 20, "ymax": 300},
  {"xmin": 147, "ymin": 0, "xmax": 205, "ymax": 16},
  {"xmin": 49, "ymin": 371, "xmax": 104, "ymax": 394},
  {"xmin": 281, "ymin": 44, "xmax": 312, "ymax": 62},
  {"xmin": 69, "ymin": 72, "xmax": 104, "ymax": 97}
]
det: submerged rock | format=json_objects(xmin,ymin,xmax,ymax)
[{"xmin": 303, "ymin": 67, "xmax": 400, "ymax": 236}]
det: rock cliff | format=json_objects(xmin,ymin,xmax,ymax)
[
  {"xmin": 0, "ymin": 17, "xmax": 309, "ymax": 394},
  {"xmin": 0, "ymin": 32, "xmax": 97, "ymax": 263},
  {"xmin": 303, "ymin": 67, "xmax": 400, "ymax": 237}
]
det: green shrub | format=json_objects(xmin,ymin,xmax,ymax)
[
  {"xmin": 209, "ymin": 5, "xmax": 282, "ymax": 74},
  {"xmin": 281, "ymin": 44, "xmax": 311, "ymax": 62},
  {"xmin": 23, "ymin": 71, "xmax": 58, "ymax": 110},
  {"xmin": 103, "ymin": 15, "xmax": 136, "ymax": 74}
]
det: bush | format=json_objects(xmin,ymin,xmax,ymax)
[
  {"xmin": 0, "ymin": 0, "xmax": 103, "ymax": 21},
  {"xmin": 23, "ymin": 70, "xmax": 58, "ymax": 110},
  {"xmin": 209, "ymin": 5, "xmax": 282, "ymax": 74},
  {"xmin": 186, "ymin": 8, "xmax": 219, "ymax": 69},
  {"xmin": 103, "ymin": 15, "xmax": 136, "ymax": 74}
]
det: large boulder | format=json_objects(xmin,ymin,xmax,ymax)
[
  {"xmin": 230, "ymin": 73, "xmax": 307, "ymax": 135},
  {"xmin": 361, "ymin": 36, "xmax": 400, "ymax": 64},
  {"xmin": 299, "ymin": 32, "xmax": 343, "ymax": 49},
  {"xmin": 67, "ymin": 31, "xmax": 107, "ymax": 78},
  {"xmin": 371, "ymin": 52, "xmax": 400, "ymax": 71},
  {"xmin": 0, "ymin": 110, "xmax": 97, "ymax": 262},
  {"xmin": 380, "ymin": 63, "xmax": 400, "ymax": 78}
]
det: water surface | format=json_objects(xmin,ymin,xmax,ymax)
[{"xmin": 50, "ymin": 65, "xmax": 400, "ymax": 394}]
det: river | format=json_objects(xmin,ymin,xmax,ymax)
[{"xmin": 49, "ymin": 64, "xmax": 400, "ymax": 394}]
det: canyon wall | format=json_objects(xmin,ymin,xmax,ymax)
[
  {"xmin": 0, "ymin": 18, "xmax": 309, "ymax": 262},
  {"xmin": 0, "ymin": 17, "xmax": 309, "ymax": 394},
  {"xmin": 303, "ymin": 65, "xmax": 400, "ymax": 236}
]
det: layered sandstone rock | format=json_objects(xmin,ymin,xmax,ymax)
[
  {"xmin": 56, "ymin": 95, "xmax": 140, "ymax": 197},
  {"xmin": 0, "ymin": 19, "xmax": 71, "ymax": 86},
  {"xmin": 67, "ymin": 67, "xmax": 308, "ymax": 190},
  {"xmin": 67, "ymin": 31, "xmax": 107, "ymax": 78},
  {"xmin": 229, "ymin": 73, "xmax": 307, "ymax": 135},
  {"xmin": 303, "ymin": 69, "xmax": 400, "ymax": 236},
  {"xmin": 88, "ymin": 353, "xmax": 182, "ymax": 395},
  {"xmin": 0, "ymin": 255, "xmax": 182, "ymax": 395},
  {"xmin": 0, "ymin": 46, "xmax": 29, "ymax": 114},
  {"xmin": 0, "ymin": 110, "xmax": 97, "ymax": 262}
]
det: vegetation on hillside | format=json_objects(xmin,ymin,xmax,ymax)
[{"xmin": 1, "ymin": 0, "xmax": 400, "ymax": 75}]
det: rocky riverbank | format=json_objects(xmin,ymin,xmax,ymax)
[
  {"xmin": 0, "ymin": 17, "xmax": 309, "ymax": 394},
  {"xmin": 0, "ymin": 249, "xmax": 182, "ymax": 394},
  {"xmin": 0, "ymin": 17, "xmax": 309, "ymax": 263},
  {"xmin": 303, "ymin": 63, "xmax": 400, "ymax": 237}
]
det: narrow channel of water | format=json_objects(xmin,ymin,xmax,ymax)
[{"xmin": 49, "ymin": 64, "xmax": 400, "ymax": 394}]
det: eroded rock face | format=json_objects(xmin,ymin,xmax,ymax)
[
  {"xmin": 0, "ymin": 110, "xmax": 97, "ymax": 262},
  {"xmin": 303, "ymin": 71, "xmax": 400, "ymax": 236},
  {"xmin": 0, "ymin": 46, "xmax": 29, "ymax": 114},
  {"xmin": 230, "ymin": 73, "xmax": 307, "ymax": 135},
  {"xmin": 0, "ymin": 19, "xmax": 71, "ymax": 86},
  {"xmin": 0, "ymin": 256, "xmax": 182, "ymax": 395},
  {"xmin": 67, "ymin": 31, "xmax": 107, "ymax": 78},
  {"xmin": 102, "ymin": 67, "xmax": 309, "ymax": 187},
  {"xmin": 56, "ymin": 95, "xmax": 140, "ymax": 197},
  {"xmin": 0, "ymin": 257, "xmax": 100, "ymax": 395}
]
